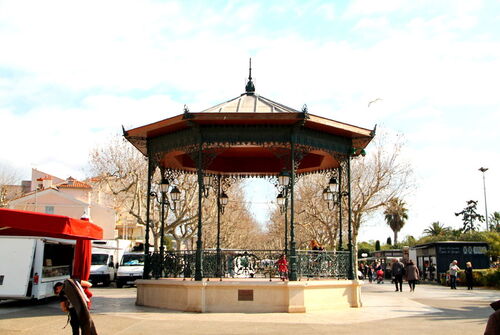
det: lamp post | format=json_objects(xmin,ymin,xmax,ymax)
[
  {"xmin": 202, "ymin": 174, "xmax": 213, "ymax": 198},
  {"xmin": 216, "ymin": 174, "xmax": 229, "ymax": 278},
  {"xmin": 276, "ymin": 190, "xmax": 289, "ymax": 255},
  {"xmin": 277, "ymin": 171, "xmax": 290, "ymax": 255},
  {"xmin": 322, "ymin": 175, "xmax": 347, "ymax": 250},
  {"xmin": 150, "ymin": 179, "xmax": 181, "ymax": 278},
  {"xmin": 479, "ymin": 167, "xmax": 489, "ymax": 231}
]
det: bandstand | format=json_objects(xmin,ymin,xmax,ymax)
[{"xmin": 124, "ymin": 63, "xmax": 374, "ymax": 312}]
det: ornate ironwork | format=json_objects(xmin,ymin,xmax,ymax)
[
  {"xmin": 152, "ymin": 249, "xmax": 350, "ymax": 280},
  {"xmin": 296, "ymin": 250, "xmax": 350, "ymax": 279}
]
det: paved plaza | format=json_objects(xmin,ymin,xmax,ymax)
[{"xmin": 1, "ymin": 281, "xmax": 497, "ymax": 334}]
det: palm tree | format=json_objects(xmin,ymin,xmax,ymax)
[
  {"xmin": 383, "ymin": 197, "xmax": 408, "ymax": 245},
  {"xmin": 423, "ymin": 221, "xmax": 449, "ymax": 236}
]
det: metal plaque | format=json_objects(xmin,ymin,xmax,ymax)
[{"xmin": 238, "ymin": 289, "xmax": 253, "ymax": 301}]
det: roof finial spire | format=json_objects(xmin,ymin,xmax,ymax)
[
  {"xmin": 249, "ymin": 58, "xmax": 252, "ymax": 80},
  {"xmin": 245, "ymin": 58, "xmax": 255, "ymax": 95}
]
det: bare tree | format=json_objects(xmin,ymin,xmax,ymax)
[
  {"xmin": 266, "ymin": 130, "xmax": 413, "ymax": 250},
  {"xmin": 88, "ymin": 137, "xmax": 211, "ymax": 250},
  {"xmin": 201, "ymin": 182, "xmax": 263, "ymax": 250},
  {"xmin": 0, "ymin": 163, "xmax": 22, "ymax": 208},
  {"xmin": 350, "ymin": 131, "xmax": 414, "ymax": 242},
  {"xmin": 88, "ymin": 136, "xmax": 263, "ymax": 250}
]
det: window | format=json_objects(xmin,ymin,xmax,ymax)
[{"xmin": 45, "ymin": 206, "xmax": 54, "ymax": 214}]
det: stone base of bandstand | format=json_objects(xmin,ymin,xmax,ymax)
[{"xmin": 136, "ymin": 278, "xmax": 362, "ymax": 313}]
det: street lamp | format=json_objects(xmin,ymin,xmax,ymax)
[
  {"xmin": 328, "ymin": 177, "xmax": 338, "ymax": 193},
  {"xmin": 278, "ymin": 171, "xmax": 290, "ymax": 188},
  {"xmin": 276, "ymin": 192, "xmax": 286, "ymax": 214},
  {"xmin": 150, "ymin": 178, "xmax": 182, "ymax": 279},
  {"xmin": 276, "ymin": 171, "xmax": 291, "ymax": 255},
  {"xmin": 322, "ymin": 187, "xmax": 336, "ymax": 210},
  {"xmin": 479, "ymin": 167, "xmax": 489, "ymax": 231},
  {"xmin": 219, "ymin": 191, "xmax": 229, "ymax": 214},
  {"xmin": 202, "ymin": 174, "xmax": 213, "ymax": 198},
  {"xmin": 216, "ymin": 177, "xmax": 230, "ymax": 278},
  {"xmin": 157, "ymin": 179, "xmax": 180, "ymax": 211}
]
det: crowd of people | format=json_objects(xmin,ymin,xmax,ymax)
[{"xmin": 358, "ymin": 258, "xmax": 478, "ymax": 293}]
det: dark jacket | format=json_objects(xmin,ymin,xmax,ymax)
[
  {"xmin": 465, "ymin": 266, "xmax": 473, "ymax": 280},
  {"xmin": 391, "ymin": 261, "xmax": 404, "ymax": 276},
  {"xmin": 484, "ymin": 300, "xmax": 500, "ymax": 335}
]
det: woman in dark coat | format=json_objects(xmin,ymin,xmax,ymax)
[
  {"xmin": 465, "ymin": 261, "xmax": 474, "ymax": 290},
  {"xmin": 405, "ymin": 260, "xmax": 420, "ymax": 292}
]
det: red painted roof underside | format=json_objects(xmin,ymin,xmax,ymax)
[{"xmin": 125, "ymin": 112, "xmax": 373, "ymax": 175}]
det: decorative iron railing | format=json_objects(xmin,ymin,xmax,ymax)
[{"xmin": 148, "ymin": 249, "xmax": 351, "ymax": 280}]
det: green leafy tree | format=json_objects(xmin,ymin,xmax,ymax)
[
  {"xmin": 423, "ymin": 221, "xmax": 450, "ymax": 236},
  {"xmin": 489, "ymin": 212, "xmax": 500, "ymax": 232},
  {"xmin": 357, "ymin": 241, "xmax": 375, "ymax": 258},
  {"xmin": 484, "ymin": 231, "xmax": 500, "ymax": 261},
  {"xmin": 383, "ymin": 197, "xmax": 409, "ymax": 244},
  {"xmin": 375, "ymin": 240, "xmax": 381, "ymax": 251},
  {"xmin": 400, "ymin": 235, "xmax": 417, "ymax": 247},
  {"xmin": 455, "ymin": 200, "xmax": 484, "ymax": 233},
  {"xmin": 386, "ymin": 237, "xmax": 392, "ymax": 245}
]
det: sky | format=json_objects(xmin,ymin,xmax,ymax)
[{"xmin": 1, "ymin": 0, "xmax": 499, "ymax": 242}]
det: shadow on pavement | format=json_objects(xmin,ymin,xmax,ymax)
[
  {"xmin": 0, "ymin": 297, "xmax": 61, "ymax": 319},
  {"xmin": 413, "ymin": 298, "xmax": 491, "ymax": 325}
]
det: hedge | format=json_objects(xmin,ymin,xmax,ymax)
[{"xmin": 440, "ymin": 268, "xmax": 500, "ymax": 288}]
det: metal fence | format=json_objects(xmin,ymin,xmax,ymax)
[{"xmin": 149, "ymin": 249, "xmax": 351, "ymax": 280}]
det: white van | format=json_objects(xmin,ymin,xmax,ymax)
[
  {"xmin": 116, "ymin": 252, "xmax": 144, "ymax": 288},
  {"xmin": 89, "ymin": 250, "xmax": 116, "ymax": 286},
  {"xmin": 89, "ymin": 240, "xmax": 131, "ymax": 286},
  {"xmin": 0, "ymin": 236, "xmax": 75, "ymax": 300}
]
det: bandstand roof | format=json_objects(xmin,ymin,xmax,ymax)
[{"xmin": 124, "ymin": 72, "xmax": 375, "ymax": 176}]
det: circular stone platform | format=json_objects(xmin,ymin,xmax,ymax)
[{"xmin": 136, "ymin": 278, "xmax": 362, "ymax": 313}]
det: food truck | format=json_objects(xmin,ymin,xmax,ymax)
[
  {"xmin": 0, "ymin": 208, "xmax": 103, "ymax": 300},
  {"xmin": 0, "ymin": 236, "xmax": 75, "ymax": 300}
]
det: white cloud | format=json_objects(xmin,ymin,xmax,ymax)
[
  {"xmin": 353, "ymin": 17, "xmax": 389, "ymax": 31},
  {"xmin": 1, "ymin": 0, "xmax": 499, "ymax": 240},
  {"xmin": 345, "ymin": 0, "xmax": 406, "ymax": 17}
]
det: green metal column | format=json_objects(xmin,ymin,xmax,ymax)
[
  {"xmin": 158, "ymin": 178, "xmax": 165, "ymax": 279},
  {"xmin": 284, "ymin": 194, "xmax": 288, "ymax": 256},
  {"xmin": 338, "ymin": 165, "xmax": 343, "ymax": 250},
  {"xmin": 216, "ymin": 175, "xmax": 222, "ymax": 278},
  {"xmin": 143, "ymin": 157, "xmax": 153, "ymax": 279},
  {"xmin": 195, "ymin": 144, "xmax": 203, "ymax": 281},
  {"xmin": 347, "ymin": 156, "xmax": 355, "ymax": 280},
  {"xmin": 289, "ymin": 141, "xmax": 297, "ymax": 281}
]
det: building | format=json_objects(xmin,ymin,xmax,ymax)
[
  {"xmin": 86, "ymin": 176, "xmax": 144, "ymax": 241},
  {"xmin": 9, "ymin": 169, "xmax": 116, "ymax": 239},
  {"xmin": 413, "ymin": 241, "xmax": 489, "ymax": 281}
]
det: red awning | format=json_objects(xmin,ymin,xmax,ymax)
[{"xmin": 0, "ymin": 208, "xmax": 103, "ymax": 240}]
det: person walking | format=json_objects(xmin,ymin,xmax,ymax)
[
  {"xmin": 449, "ymin": 260, "xmax": 460, "ymax": 289},
  {"xmin": 405, "ymin": 260, "xmax": 420, "ymax": 292},
  {"xmin": 465, "ymin": 261, "xmax": 474, "ymax": 290},
  {"xmin": 391, "ymin": 258, "xmax": 405, "ymax": 292},
  {"xmin": 276, "ymin": 254, "xmax": 288, "ymax": 281},
  {"xmin": 366, "ymin": 265, "xmax": 373, "ymax": 283}
]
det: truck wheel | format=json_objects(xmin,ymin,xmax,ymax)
[
  {"xmin": 116, "ymin": 280, "xmax": 124, "ymax": 288},
  {"xmin": 102, "ymin": 278, "xmax": 110, "ymax": 287}
]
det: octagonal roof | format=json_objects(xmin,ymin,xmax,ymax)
[
  {"xmin": 124, "ymin": 65, "xmax": 375, "ymax": 176},
  {"xmin": 200, "ymin": 93, "xmax": 299, "ymax": 114}
]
